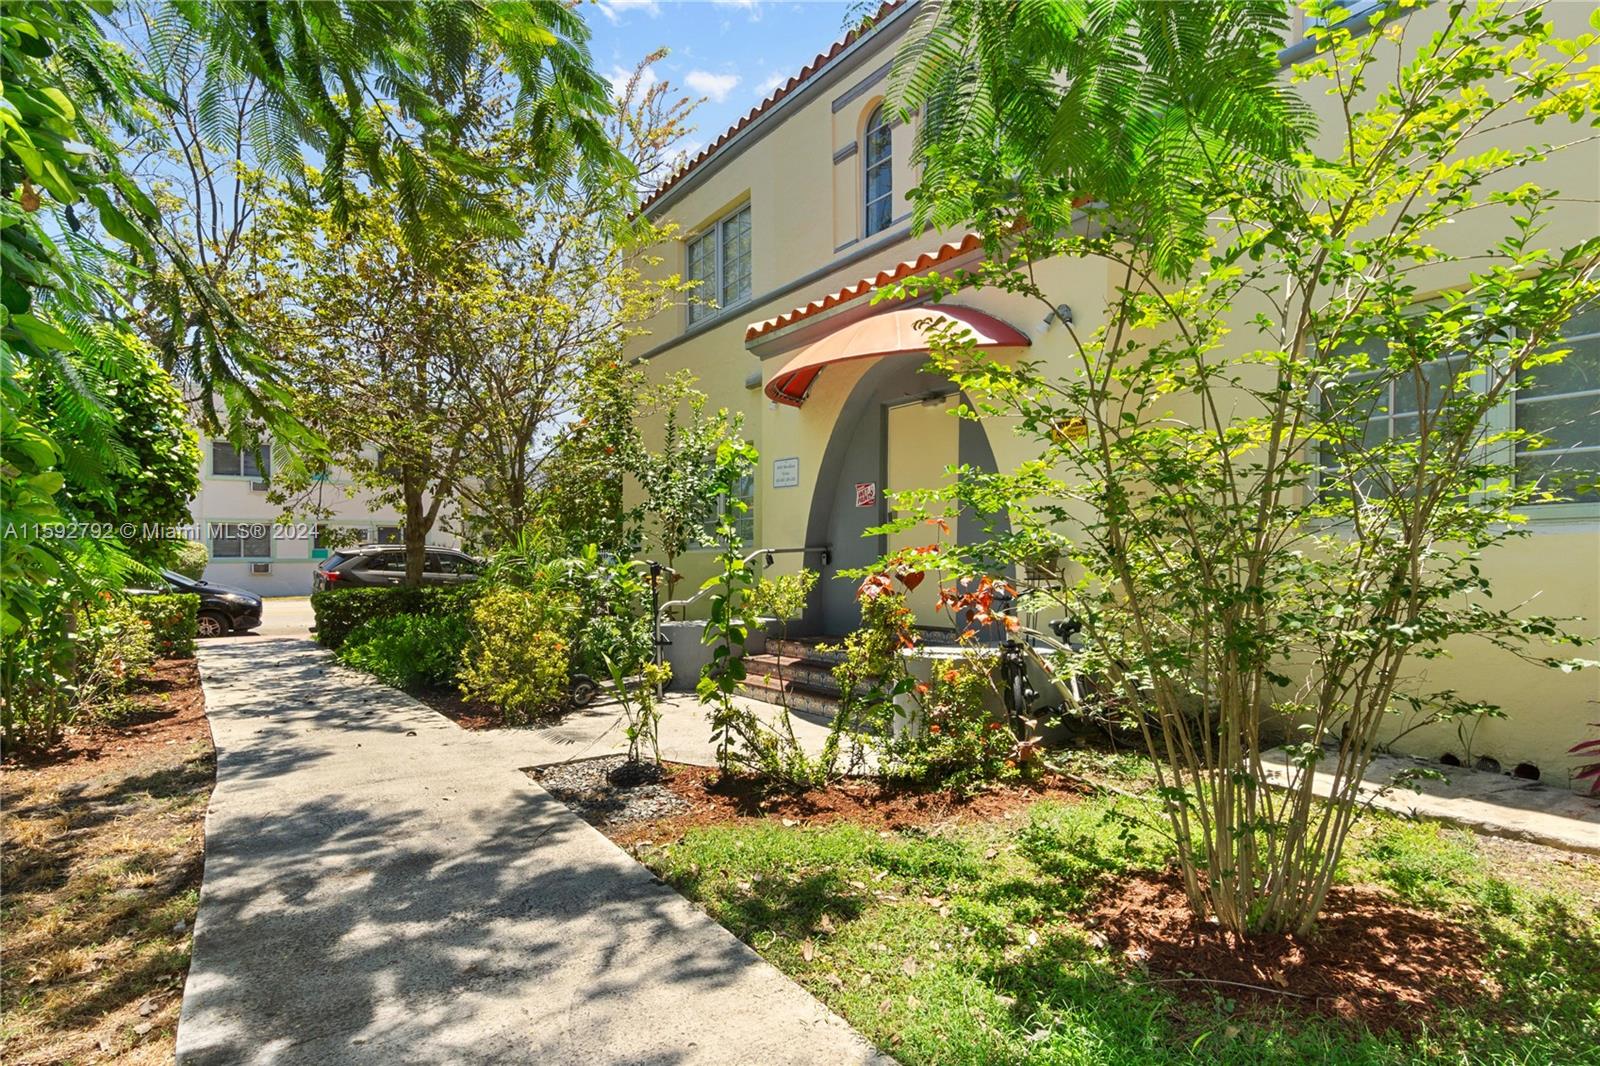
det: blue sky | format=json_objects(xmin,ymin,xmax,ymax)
[{"xmin": 584, "ymin": 0, "xmax": 860, "ymax": 159}]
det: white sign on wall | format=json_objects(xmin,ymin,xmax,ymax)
[{"xmin": 773, "ymin": 457, "xmax": 799, "ymax": 488}]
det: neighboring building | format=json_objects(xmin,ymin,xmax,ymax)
[
  {"xmin": 189, "ymin": 436, "xmax": 455, "ymax": 596},
  {"xmin": 623, "ymin": 3, "xmax": 1599, "ymax": 782}
]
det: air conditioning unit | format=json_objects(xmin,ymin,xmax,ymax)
[
  {"xmin": 250, "ymin": 562, "xmax": 271, "ymax": 575},
  {"xmin": 249, "ymin": 480, "xmax": 269, "ymax": 492}
]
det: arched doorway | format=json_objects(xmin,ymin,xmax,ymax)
[{"xmin": 797, "ymin": 354, "xmax": 1009, "ymax": 635}]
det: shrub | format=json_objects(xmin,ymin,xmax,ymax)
[
  {"xmin": 75, "ymin": 598, "xmax": 158, "ymax": 719},
  {"xmin": 458, "ymin": 586, "xmax": 570, "ymax": 724},
  {"xmin": 1, "ymin": 628, "xmax": 75, "ymax": 753},
  {"xmin": 1572, "ymin": 724, "xmax": 1600, "ymax": 797},
  {"xmin": 167, "ymin": 539, "xmax": 209, "ymax": 580},
  {"xmin": 337, "ymin": 613, "xmax": 470, "ymax": 691},
  {"xmin": 748, "ymin": 569, "xmax": 818, "ymax": 628},
  {"xmin": 880, "ymin": 651, "xmax": 1019, "ymax": 793},
  {"xmin": 126, "ymin": 593, "xmax": 199, "ymax": 658},
  {"xmin": 311, "ymin": 585, "xmax": 479, "ymax": 650}
]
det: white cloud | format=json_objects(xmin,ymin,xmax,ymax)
[
  {"xmin": 595, "ymin": 0, "xmax": 660, "ymax": 24},
  {"xmin": 685, "ymin": 69, "xmax": 741, "ymax": 103},
  {"xmin": 754, "ymin": 71, "xmax": 788, "ymax": 98},
  {"xmin": 711, "ymin": 0, "xmax": 763, "ymax": 15},
  {"xmin": 607, "ymin": 63, "xmax": 658, "ymax": 99}
]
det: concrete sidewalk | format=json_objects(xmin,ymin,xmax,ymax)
[
  {"xmin": 1261, "ymin": 748, "xmax": 1600, "ymax": 856},
  {"xmin": 178, "ymin": 638, "xmax": 887, "ymax": 1065}
]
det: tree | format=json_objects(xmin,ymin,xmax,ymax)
[
  {"xmin": 238, "ymin": 178, "xmax": 495, "ymax": 585},
  {"xmin": 3, "ymin": 1, "xmax": 624, "ymax": 747},
  {"xmin": 454, "ymin": 56, "xmax": 698, "ymax": 549},
  {"xmin": 634, "ymin": 374, "xmax": 741, "ymax": 601},
  {"xmin": 888, "ymin": 0, "xmax": 1599, "ymax": 935}
]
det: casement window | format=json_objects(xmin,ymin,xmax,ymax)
[
  {"xmin": 211, "ymin": 440, "xmax": 269, "ymax": 479},
  {"xmin": 374, "ymin": 525, "xmax": 403, "ymax": 544},
  {"xmin": 1513, "ymin": 307, "xmax": 1600, "ymax": 503},
  {"xmin": 210, "ymin": 522, "xmax": 271, "ymax": 560},
  {"xmin": 863, "ymin": 105, "xmax": 893, "ymax": 236},
  {"xmin": 1316, "ymin": 331, "xmax": 1469, "ymax": 501},
  {"xmin": 700, "ymin": 463, "xmax": 757, "ymax": 546},
  {"xmin": 1317, "ymin": 306, "xmax": 1600, "ymax": 509},
  {"xmin": 686, "ymin": 203, "xmax": 752, "ymax": 324}
]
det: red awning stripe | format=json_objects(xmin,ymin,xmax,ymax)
[{"xmin": 763, "ymin": 305, "xmax": 1030, "ymax": 408}]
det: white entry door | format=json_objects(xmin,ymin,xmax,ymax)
[{"xmin": 884, "ymin": 397, "xmax": 959, "ymax": 626}]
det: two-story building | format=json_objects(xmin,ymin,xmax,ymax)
[
  {"xmin": 622, "ymin": 2, "xmax": 1599, "ymax": 783},
  {"xmin": 189, "ymin": 436, "xmax": 452, "ymax": 596}
]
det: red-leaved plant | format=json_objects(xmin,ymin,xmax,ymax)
[{"xmin": 1572, "ymin": 725, "xmax": 1600, "ymax": 797}]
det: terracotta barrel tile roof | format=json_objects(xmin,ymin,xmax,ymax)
[
  {"xmin": 639, "ymin": 1, "xmax": 907, "ymax": 215},
  {"xmin": 745, "ymin": 232, "xmax": 982, "ymax": 341}
]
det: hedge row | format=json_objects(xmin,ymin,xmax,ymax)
[
  {"xmin": 311, "ymin": 586, "xmax": 481, "ymax": 650},
  {"xmin": 126, "ymin": 593, "xmax": 200, "ymax": 658}
]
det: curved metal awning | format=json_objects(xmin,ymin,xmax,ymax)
[{"xmin": 763, "ymin": 305, "xmax": 1031, "ymax": 407}]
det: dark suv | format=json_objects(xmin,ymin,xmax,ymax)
[{"xmin": 312, "ymin": 545, "xmax": 482, "ymax": 591}]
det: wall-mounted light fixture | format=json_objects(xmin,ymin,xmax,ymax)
[{"xmin": 1041, "ymin": 304, "xmax": 1074, "ymax": 329}]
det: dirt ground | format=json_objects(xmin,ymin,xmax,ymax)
[
  {"xmin": 1, "ymin": 659, "xmax": 213, "ymax": 1065},
  {"xmin": 603, "ymin": 761, "xmax": 1094, "ymax": 846},
  {"xmin": 1085, "ymin": 869, "xmax": 1497, "ymax": 1034}
]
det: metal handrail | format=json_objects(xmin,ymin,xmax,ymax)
[{"xmin": 654, "ymin": 545, "xmax": 831, "ymax": 621}]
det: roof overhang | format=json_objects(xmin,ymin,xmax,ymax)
[{"xmin": 763, "ymin": 304, "xmax": 1030, "ymax": 407}]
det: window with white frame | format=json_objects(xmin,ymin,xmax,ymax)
[
  {"xmin": 1514, "ymin": 307, "xmax": 1600, "ymax": 503},
  {"xmin": 210, "ymin": 522, "xmax": 271, "ymax": 559},
  {"xmin": 313, "ymin": 525, "xmax": 365, "ymax": 557},
  {"xmin": 863, "ymin": 105, "xmax": 892, "ymax": 236},
  {"xmin": 686, "ymin": 204, "xmax": 752, "ymax": 325},
  {"xmin": 211, "ymin": 439, "xmax": 269, "ymax": 479},
  {"xmin": 1317, "ymin": 327, "xmax": 1470, "ymax": 501},
  {"xmin": 700, "ymin": 465, "xmax": 756, "ymax": 546}
]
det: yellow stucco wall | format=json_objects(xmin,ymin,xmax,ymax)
[{"xmin": 624, "ymin": 4, "xmax": 1600, "ymax": 787}]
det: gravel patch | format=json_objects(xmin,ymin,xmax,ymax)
[{"xmin": 529, "ymin": 755, "xmax": 691, "ymax": 828}]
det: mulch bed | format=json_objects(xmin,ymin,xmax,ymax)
[
  {"xmin": 1085, "ymin": 869, "xmax": 1497, "ymax": 1034},
  {"xmin": 2, "ymin": 658, "xmax": 208, "ymax": 780},
  {"xmin": 412, "ymin": 686, "xmax": 501, "ymax": 730},
  {"xmin": 601, "ymin": 763, "xmax": 1091, "ymax": 845}
]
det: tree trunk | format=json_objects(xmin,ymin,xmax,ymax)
[{"xmin": 404, "ymin": 479, "xmax": 427, "ymax": 587}]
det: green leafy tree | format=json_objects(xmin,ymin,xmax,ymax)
[
  {"xmin": 455, "ymin": 57, "xmax": 698, "ymax": 549},
  {"xmin": 237, "ymin": 177, "xmax": 497, "ymax": 585},
  {"xmin": 889, "ymin": 0, "xmax": 1600, "ymax": 934},
  {"xmin": 3, "ymin": 1, "xmax": 625, "ymax": 747},
  {"xmin": 635, "ymin": 375, "xmax": 743, "ymax": 600}
]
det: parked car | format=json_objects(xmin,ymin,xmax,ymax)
[
  {"xmin": 129, "ymin": 570, "xmax": 264, "ymax": 637},
  {"xmin": 312, "ymin": 544, "xmax": 483, "ymax": 591}
]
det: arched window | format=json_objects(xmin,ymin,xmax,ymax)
[{"xmin": 863, "ymin": 106, "xmax": 892, "ymax": 236}]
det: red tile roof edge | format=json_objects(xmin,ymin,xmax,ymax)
[
  {"xmin": 744, "ymin": 231, "xmax": 982, "ymax": 341},
  {"xmin": 638, "ymin": 0, "xmax": 907, "ymax": 215}
]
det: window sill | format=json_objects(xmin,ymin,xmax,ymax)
[
  {"xmin": 1509, "ymin": 502, "xmax": 1600, "ymax": 530},
  {"xmin": 684, "ymin": 298, "xmax": 754, "ymax": 340}
]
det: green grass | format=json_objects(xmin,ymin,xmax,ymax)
[{"xmin": 632, "ymin": 795, "xmax": 1600, "ymax": 1065}]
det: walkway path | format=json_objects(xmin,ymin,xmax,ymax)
[
  {"xmin": 1261, "ymin": 748, "xmax": 1600, "ymax": 856},
  {"xmin": 177, "ymin": 637, "xmax": 886, "ymax": 1065}
]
